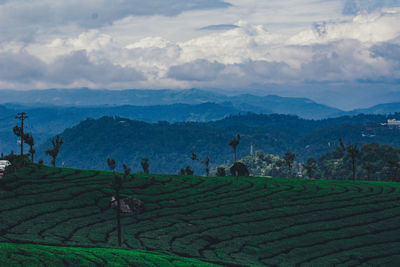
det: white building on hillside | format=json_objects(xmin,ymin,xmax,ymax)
[{"xmin": 387, "ymin": 119, "xmax": 400, "ymax": 128}]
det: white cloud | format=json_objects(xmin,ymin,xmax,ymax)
[
  {"xmin": 288, "ymin": 10, "xmax": 400, "ymax": 45},
  {"xmin": 0, "ymin": 0, "xmax": 400, "ymax": 104}
]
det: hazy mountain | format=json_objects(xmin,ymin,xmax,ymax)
[
  {"xmin": 0, "ymin": 88, "xmax": 341, "ymax": 119},
  {"xmin": 350, "ymin": 102, "xmax": 400, "ymax": 115}
]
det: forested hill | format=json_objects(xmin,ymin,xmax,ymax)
[
  {"xmin": 38, "ymin": 113, "xmax": 400, "ymax": 174},
  {"xmin": 0, "ymin": 103, "xmax": 240, "ymax": 154}
]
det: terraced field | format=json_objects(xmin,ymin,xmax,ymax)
[
  {"xmin": 1, "ymin": 164, "xmax": 400, "ymax": 266},
  {"xmin": 0, "ymin": 242, "xmax": 219, "ymax": 266}
]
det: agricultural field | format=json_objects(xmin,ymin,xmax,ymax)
[
  {"xmin": 1, "ymin": 164, "xmax": 400, "ymax": 266},
  {"xmin": 0, "ymin": 242, "xmax": 219, "ymax": 266}
]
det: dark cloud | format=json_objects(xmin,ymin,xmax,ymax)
[
  {"xmin": 0, "ymin": 0, "xmax": 231, "ymax": 42},
  {"xmin": 0, "ymin": 52, "xmax": 46, "ymax": 82},
  {"xmin": 0, "ymin": 50, "xmax": 145, "ymax": 87},
  {"xmin": 167, "ymin": 59, "xmax": 294, "ymax": 88},
  {"xmin": 47, "ymin": 51, "xmax": 145, "ymax": 84},
  {"xmin": 199, "ymin": 24, "xmax": 239, "ymax": 31},
  {"xmin": 371, "ymin": 43, "xmax": 400, "ymax": 62},
  {"xmin": 168, "ymin": 59, "xmax": 226, "ymax": 81}
]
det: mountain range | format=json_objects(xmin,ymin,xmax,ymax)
[
  {"xmin": 0, "ymin": 88, "xmax": 342, "ymax": 119},
  {"xmin": 2, "ymin": 88, "xmax": 400, "ymax": 120},
  {"xmin": 2, "ymin": 88, "xmax": 400, "ymax": 163}
]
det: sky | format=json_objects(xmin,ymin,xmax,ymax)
[{"xmin": 1, "ymin": 0, "xmax": 400, "ymax": 109}]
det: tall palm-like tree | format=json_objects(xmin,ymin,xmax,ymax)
[
  {"xmin": 202, "ymin": 155, "xmax": 210, "ymax": 177},
  {"xmin": 362, "ymin": 162, "xmax": 373, "ymax": 180},
  {"xmin": 141, "ymin": 158, "xmax": 149, "ymax": 174},
  {"xmin": 284, "ymin": 151, "xmax": 296, "ymax": 177},
  {"xmin": 229, "ymin": 134, "xmax": 241, "ymax": 163},
  {"xmin": 339, "ymin": 138, "xmax": 359, "ymax": 180},
  {"xmin": 24, "ymin": 133, "xmax": 35, "ymax": 162},
  {"xmin": 303, "ymin": 157, "xmax": 317, "ymax": 178},
  {"xmin": 45, "ymin": 135, "xmax": 63, "ymax": 167}
]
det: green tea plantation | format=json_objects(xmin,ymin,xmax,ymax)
[{"xmin": 1, "ymin": 164, "xmax": 400, "ymax": 266}]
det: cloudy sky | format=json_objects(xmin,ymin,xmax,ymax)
[{"xmin": 1, "ymin": 0, "xmax": 400, "ymax": 109}]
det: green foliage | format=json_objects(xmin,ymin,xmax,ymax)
[
  {"xmin": 230, "ymin": 162, "xmax": 249, "ymax": 177},
  {"xmin": 319, "ymin": 143, "xmax": 400, "ymax": 181},
  {"xmin": 228, "ymin": 134, "xmax": 240, "ymax": 162},
  {"xmin": 303, "ymin": 158, "xmax": 317, "ymax": 178},
  {"xmin": 23, "ymin": 133, "xmax": 35, "ymax": 162},
  {"xmin": 284, "ymin": 151, "xmax": 296, "ymax": 176},
  {"xmin": 1, "ymin": 164, "xmax": 400, "ymax": 266},
  {"xmin": 141, "ymin": 158, "xmax": 150, "ymax": 174},
  {"xmin": 230, "ymin": 151, "xmax": 300, "ymax": 177},
  {"xmin": 45, "ymin": 135, "xmax": 63, "ymax": 167},
  {"xmin": 37, "ymin": 113, "xmax": 400, "ymax": 175},
  {"xmin": 0, "ymin": 242, "xmax": 219, "ymax": 267},
  {"xmin": 216, "ymin": 167, "xmax": 226, "ymax": 177}
]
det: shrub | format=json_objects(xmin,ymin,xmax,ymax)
[
  {"xmin": 216, "ymin": 167, "xmax": 226, "ymax": 177},
  {"xmin": 230, "ymin": 162, "xmax": 249, "ymax": 177}
]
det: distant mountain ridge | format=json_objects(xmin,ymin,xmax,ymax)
[
  {"xmin": 349, "ymin": 102, "xmax": 400, "ymax": 115},
  {"xmin": 0, "ymin": 88, "xmax": 341, "ymax": 119},
  {"xmin": 3, "ymin": 88, "xmax": 400, "ymax": 119}
]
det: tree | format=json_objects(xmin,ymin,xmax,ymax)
[
  {"xmin": 191, "ymin": 152, "xmax": 199, "ymax": 161},
  {"xmin": 339, "ymin": 138, "xmax": 359, "ymax": 180},
  {"xmin": 24, "ymin": 133, "xmax": 35, "ymax": 162},
  {"xmin": 141, "ymin": 158, "xmax": 149, "ymax": 174},
  {"xmin": 229, "ymin": 134, "xmax": 241, "ymax": 163},
  {"xmin": 202, "ymin": 155, "xmax": 210, "ymax": 177},
  {"xmin": 216, "ymin": 167, "xmax": 226, "ymax": 177},
  {"xmin": 284, "ymin": 151, "xmax": 296, "ymax": 176},
  {"xmin": 107, "ymin": 158, "xmax": 131, "ymax": 247},
  {"xmin": 303, "ymin": 158, "xmax": 317, "ymax": 178},
  {"xmin": 230, "ymin": 162, "xmax": 249, "ymax": 177},
  {"xmin": 45, "ymin": 135, "xmax": 64, "ymax": 167},
  {"xmin": 387, "ymin": 159, "xmax": 400, "ymax": 182},
  {"xmin": 361, "ymin": 162, "xmax": 373, "ymax": 180},
  {"xmin": 185, "ymin": 166, "xmax": 194, "ymax": 175}
]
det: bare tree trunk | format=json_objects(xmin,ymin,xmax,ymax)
[{"xmin": 116, "ymin": 189, "xmax": 122, "ymax": 247}]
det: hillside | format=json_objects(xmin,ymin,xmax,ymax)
[
  {"xmin": 0, "ymin": 242, "xmax": 219, "ymax": 266},
  {"xmin": 1, "ymin": 164, "xmax": 400, "ymax": 266},
  {"xmin": 0, "ymin": 102, "xmax": 240, "ymax": 155},
  {"xmin": 37, "ymin": 113, "xmax": 400, "ymax": 174},
  {"xmin": 351, "ymin": 102, "xmax": 400, "ymax": 115}
]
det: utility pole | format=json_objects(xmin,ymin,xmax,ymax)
[{"xmin": 15, "ymin": 112, "xmax": 28, "ymax": 156}]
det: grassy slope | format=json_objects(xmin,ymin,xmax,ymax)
[
  {"xmin": 1, "ymin": 164, "xmax": 400, "ymax": 266},
  {"xmin": 0, "ymin": 242, "xmax": 219, "ymax": 267}
]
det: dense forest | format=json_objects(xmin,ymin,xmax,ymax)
[{"xmin": 36, "ymin": 113, "xmax": 400, "ymax": 175}]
